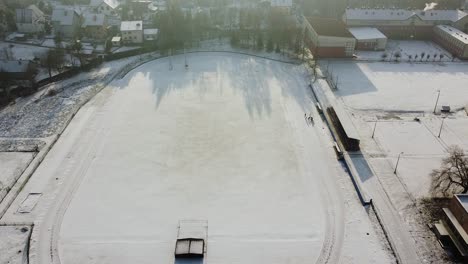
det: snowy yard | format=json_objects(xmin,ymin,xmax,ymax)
[
  {"xmin": 0, "ymin": 53, "xmax": 394, "ymax": 264},
  {"xmin": 324, "ymin": 61, "xmax": 468, "ymax": 112}
]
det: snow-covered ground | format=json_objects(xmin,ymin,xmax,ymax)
[
  {"xmin": 355, "ymin": 40, "xmax": 453, "ymax": 62},
  {"xmin": 316, "ymin": 58, "xmax": 468, "ymax": 262},
  {"xmin": 1, "ymin": 53, "xmax": 394, "ymax": 264},
  {"xmin": 323, "ymin": 61, "xmax": 468, "ymax": 112},
  {"xmin": 0, "ymin": 226, "xmax": 31, "ymax": 264},
  {"xmin": 0, "ymin": 152, "xmax": 35, "ymax": 202}
]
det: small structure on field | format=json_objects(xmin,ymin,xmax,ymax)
[{"xmin": 174, "ymin": 220, "xmax": 208, "ymax": 259}]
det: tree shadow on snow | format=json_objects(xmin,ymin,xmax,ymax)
[{"xmin": 115, "ymin": 53, "xmax": 315, "ymax": 119}]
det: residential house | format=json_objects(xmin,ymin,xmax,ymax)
[
  {"xmin": 82, "ymin": 13, "xmax": 107, "ymax": 40},
  {"xmin": 143, "ymin": 28, "xmax": 158, "ymax": 41},
  {"xmin": 89, "ymin": 0, "xmax": 121, "ymax": 16},
  {"xmin": 15, "ymin": 5, "xmax": 45, "ymax": 34},
  {"xmin": 51, "ymin": 7, "xmax": 81, "ymax": 38},
  {"xmin": 120, "ymin": 20, "xmax": 143, "ymax": 44}
]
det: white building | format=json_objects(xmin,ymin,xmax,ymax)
[
  {"xmin": 433, "ymin": 25, "xmax": 468, "ymax": 59},
  {"xmin": 15, "ymin": 5, "xmax": 45, "ymax": 33},
  {"xmin": 343, "ymin": 8, "xmax": 468, "ymax": 38},
  {"xmin": 120, "ymin": 21, "xmax": 143, "ymax": 44},
  {"xmin": 348, "ymin": 27, "xmax": 387, "ymax": 51}
]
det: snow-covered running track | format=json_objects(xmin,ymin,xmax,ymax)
[{"xmin": 31, "ymin": 53, "xmax": 345, "ymax": 264}]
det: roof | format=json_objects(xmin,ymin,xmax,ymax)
[
  {"xmin": 51, "ymin": 8, "xmax": 78, "ymax": 26},
  {"xmin": 89, "ymin": 0, "xmax": 121, "ymax": 9},
  {"xmin": 120, "ymin": 20, "xmax": 143, "ymax": 31},
  {"xmin": 82, "ymin": 13, "xmax": 106, "ymax": 27},
  {"xmin": 345, "ymin": 8, "xmax": 468, "ymax": 23},
  {"xmin": 348, "ymin": 27, "xmax": 387, "ymax": 40},
  {"xmin": 436, "ymin": 25, "xmax": 468, "ymax": 45},
  {"xmin": 456, "ymin": 194, "xmax": 468, "ymax": 213},
  {"xmin": 270, "ymin": 0, "xmax": 292, "ymax": 8},
  {"xmin": 143, "ymin": 28, "xmax": 158, "ymax": 35},
  {"xmin": 307, "ymin": 17, "xmax": 354, "ymax": 38},
  {"xmin": 0, "ymin": 60, "xmax": 31, "ymax": 73}
]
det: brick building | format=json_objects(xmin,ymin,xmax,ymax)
[
  {"xmin": 433, "ymin": 25, "xmax": 468, "ymax": 59},
  {"xmin": 435, "ymin": 194, "xmax": 468, "ymax": 260},
  {"xmin": 303, "ymin": 17, "xmax": 356, "ymax": 58}
]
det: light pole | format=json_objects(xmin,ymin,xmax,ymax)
[
  {"xmin": 394, "ymin": 152, "xmax": 404, "ymax": 174},
  {"xmin": 372, "ymin": 120, "xmax": 378, "ymax": 138},
  {"xmin": 433, "ymin": 90, "xmax": 440, "ymax": 114},
  {"xmin": 438, "ymin": 117, "xmax": 446, "ymax": 138}
]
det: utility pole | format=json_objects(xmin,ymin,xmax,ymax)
[
  {"xmin": 394, "ymin": 152, "xmax": 404, "ymax": 174},
  {"xmin": 433, "ymin": 90, "xmax": 440, "ymax": 114},
  {"xmin": 438, "ymin": 117, "xmax": 446, "ymax": 138},
  {"xmin": 169, "ymin": 49, "xmax": 173, "ymax": 71}
]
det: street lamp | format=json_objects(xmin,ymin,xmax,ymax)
[
  {"xmin": 371, "ymin": 120, "xmax": 378, "ymax": 138},
  {"xmin": 433, "ymin": 90, "xmax": 441, "ymax": 114},
  {"xmin": 394, "ymin": 152, "xmax": 404, "ymax": 174},
  {"xmin": 438, "ymin": 117, "xmax": 446, "ymax": 138}
]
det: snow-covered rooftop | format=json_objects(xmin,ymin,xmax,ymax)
[
  {"xmin": 120, "ymin": 20, "xmax": 143, "ymax": 31},
  {"xmin": 51, "ymin": 8, "xmax": 78, "ymax": 26},
  {"xmin": 436, "ymin": 25, "xmax": 468, "ymax": 45},
  {"xmin": 345, "ymin": 8, "xmax": 468, "ymax": 22},
  {"xmin": 270, "ymin": 0, "xmax": 292, "ymax": 8},
  {"xmin": 0, "ymin": 60, "xmax": 31, "ymax": 73},
  {"xmin": 348, "ymin": 27, "xmax": 387, "ymax": 40}
]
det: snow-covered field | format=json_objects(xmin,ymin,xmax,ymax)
[
  {"xmin": 324, "ymin": 61, "xmax": 468, "ymax": 112},
  {"xmin": 0, "ymin": 226, "xmax": 31, "ymax": 264},
  {"xmin": 1, "ymin": 53, "xmax": 394, "ymax": 264},
  {"xmin": 325, "ymin": 60, "xmax": 468, "ymax": 199}
]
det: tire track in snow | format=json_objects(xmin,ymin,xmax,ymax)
[{"xmin": 277, "ymin": 67, "xmax": 344, "ymax": 264}]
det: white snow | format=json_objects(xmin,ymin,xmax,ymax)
[
  {"xmin": 0, "ymin": 152, "xmax": 35, "ymax": 202},
  {"xmin": 324, "ymin": 61, "xmax": 468, "ymax": 111},
  {"xmin": 0, "ymin": 42, "xmax": 49, "ymax": 61},
  {"xmin": 0, "ymin": 226, "xmax": 30, "ymax": 264}
]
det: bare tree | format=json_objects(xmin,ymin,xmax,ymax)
[
  {"xmin": 431, "ymin": 146, "xmax": 468, "ymax": 197},
  {"xmin": 381, "ymin": 53, "xmax": 388, "ymax": 61}
]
